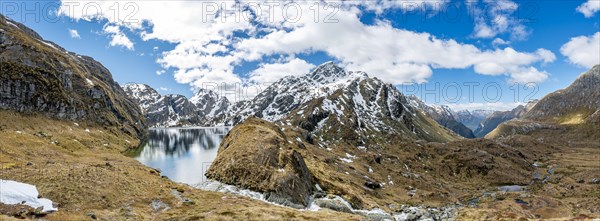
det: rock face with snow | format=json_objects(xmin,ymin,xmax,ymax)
[
  {"xmin": 284, "ymin": 75, "xmax": 459, "ymax": 143},
  {"xmin": 221, "ymin": 62, "xmax": 458, "ymax": 142},
  {"xmin": 454, "ymin": 109, "xmax": 495, "ymax": 131},
  {"xmin": 122, "ymin": 83, "xmax": 201, "ymax": 127},
  {"xmin": 0, "ymin": 15, "xmax": 146, "ymax": 137},
  {"xmin": 122, "ymin": 84, "xmax": 233, "ymax": 127},
  {"xmin": 223, "ymin": 62, "xmax": 359, "ymax": 125},
  {"xmin": 406, "ymin": 95, "xmax": 475, "ymax": 138},
  {"xmin": 190, "ymin": 88, "xmax": 231, "ymax": 124}
]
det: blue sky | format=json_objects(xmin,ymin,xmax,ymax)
[{"xmin": 1, "ymin": 0, "xmax": 599, "ymax": 111}]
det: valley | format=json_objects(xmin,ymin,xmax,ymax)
[{"xmin": 1, "ymin": 7, "xmax": 599, "ymax": 221}]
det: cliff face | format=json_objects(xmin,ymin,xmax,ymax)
[{"xmin": 0, "ymin": 15, "xmax": 146, "ymax": 137}]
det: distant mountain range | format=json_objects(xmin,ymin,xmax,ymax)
[
  {"xmin": 470, "ymin": 101, "xmax": 538, "ymax": 137},
  {"xmin": 407, "ymin": 96, "xmax": 475, "ymax": 138},
  {"xmin": 121, "ymin": 83, "xmax": 232, "ymax": 128},
  {"xmin": 454, "ymin": 109, "xmax": 495, "ymax": 131},
  {"xmin": 123, "ymin": 63, "xmax": 503, "ymax": 139}
]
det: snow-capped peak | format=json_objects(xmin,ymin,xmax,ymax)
[
  {"xmin": 223, "ymin": 62, "xmax": 371, "ymax": 125},
  {"xmin": 122, "ymin": 83, "xmax": 161, "ymax": 110}
]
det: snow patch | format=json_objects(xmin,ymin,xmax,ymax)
[
  {"xmin": 0, "ymin": 180, "xmax": 57, "ymax": 212},
  {"xmin": 85, "ymin": 78, "xmax": 94, "ymax": 86},
  {"xmin": 6, "ymin": 21, "xmax": 19, "ymax": 29}
]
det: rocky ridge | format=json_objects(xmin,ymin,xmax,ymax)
[
  {"xmin": 0, "ymin": 14, "xmax": 146, "ymax": 137},
  {"xmin": 487, "ymin": 65, "xmax": 600, "ymax": 141}
]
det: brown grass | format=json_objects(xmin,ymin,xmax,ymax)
[{"xmin": 0, "ymin": 110, "xmax": 360, "ymax": 220}]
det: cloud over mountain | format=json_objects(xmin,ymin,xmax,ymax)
[{"xmin": 58, "ymin": 0, "xmax": 555, "ymax": 97}]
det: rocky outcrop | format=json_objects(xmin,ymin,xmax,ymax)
[
  {"xmin": 0, "ymin": 15, "xmax": 146, "ymax": 137},
  {"xmin": 205, "ymin": 118, "xmax": 316, "ymax": 209}
]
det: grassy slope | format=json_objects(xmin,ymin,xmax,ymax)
[{"xmin": 0, "ymin": 110, "xmax": 360, "ymax": 220}]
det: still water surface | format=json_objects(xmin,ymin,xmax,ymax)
[{"xmin": 133, "ymin": 127, "xmax": 229, "ymax": 185}]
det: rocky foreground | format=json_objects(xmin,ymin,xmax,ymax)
[{"xmin": 205, "ymin": 118, "xmax": 599, "ymax": 220}]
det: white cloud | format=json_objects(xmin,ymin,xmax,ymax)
[
  {"xmin": 68, "ymin": 29, "xmax": 80, "ymax": 39},
  {"xmin": 471, "ymin": 0, "xmax": 530, "ymax": 41},
  {"xmin": 492, "ymin": 38, "xmax": 510, "ymax": 47},
  {"xmin": 560, "ymin": 32, "xmax": 600, "ymax": 68},
  {"xmin": 577, "ymin": 0, "xmax": 600, "ymax": 17},
  {"xmin": 250, "ymin": 58, "xmax": 316, "ymax": 83},
  {"xmin": 103, "ymin": 25, "xmax": 134, "ymax": 50},
  {"xmin": 508, "ymin": 67, "xmax": 548, "ymax": 83},
  {"xmin": 158, "ymin": 87, "xmax": 170, "ymax": 91},
  {"xmin": 341, "ymin": 0, "xmax": 448, "ymax": 14},
  {"xmin": 156, "ymin": 70, "xmax": 166, "ymax": 75},
  {"xmin": 535, "ymin": 48, "xmax": 556, "ymax": 63},
  {"xmin": 58, "ymin": 0, "xmax": 554, "ymax": 98}
]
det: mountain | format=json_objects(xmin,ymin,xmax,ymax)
[
  {"xmin": 454, "ymin": 109, "xmax": 495, "ymax": 131},
  {"xmin": 0, "ymin": 14, "xmax": 146, "ymax": 137},
  {"xmin": 222, "ymin": 62, "xmax": 360, "ymax": 125},
  {"xmin": 487, "ymin": 65, "xmax": 600, "ymax": 141},
  {"xmin": 406, "ymin": 96, "xmax": 475, "ymax": 138},
  {"xmin": 122, "ymin": 84, "xmax": 232, "ymax": 127},
  {"xmin": 221, "ymin": 62, "xmax": 458, "ymax": 142},
  {"xmin": 189, "ymin": 88, "xmax": 231, "ymax": 124},
  {"xmin": 122, "ymin": 83, "xmax": 200, "ymax": 127},
  {"xmin": 473, "ymin": 105, "xmax": 528, "ymax": 137},
  {"xmin": 523, "ymin": 65, "xmax": 599, "ymax": 122}
]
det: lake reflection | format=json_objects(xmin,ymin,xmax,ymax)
[{"xmin": 133, "ymin": 127, "xmax": 230, "ymax": 185}]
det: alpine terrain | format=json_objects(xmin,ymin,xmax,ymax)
[
  {"xmin": 1, "ymin": 5, "xmax": 599, "ymax": 221},
  {"xmin": 0, "ymin": 14, "xmax": 360, "ymax": 220}
]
